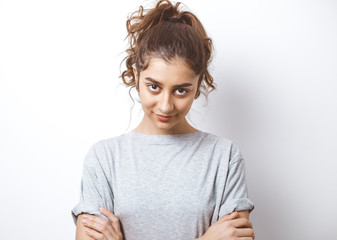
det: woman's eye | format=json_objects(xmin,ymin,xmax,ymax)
[
  {"xmin": 175, "ymin": 88, "xmax": 188, "ymax": 95},
  {"xmin": 148, "ymin": 84, "xmax": 160, "ymax": 92}
]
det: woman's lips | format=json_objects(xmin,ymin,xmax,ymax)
[{"xmin": 155, "ymin": 114, "xmax": 173, "ymax": 121}]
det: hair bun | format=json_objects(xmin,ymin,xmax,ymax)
[{"xmin": 167, "ymin": 17, "xmax": 183, "ymax": 23}]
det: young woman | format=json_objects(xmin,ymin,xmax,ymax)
[{"xmin": 71, "ymin": 1, "xmax": 255, "ymax": 239}]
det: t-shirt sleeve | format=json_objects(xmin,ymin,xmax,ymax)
[
  {"xmin": 71, "ymin": 142, "xmax": 114, "ymax": 225},
  {"xmin": 218, "ymin": 142, "xmax": 254, "ymax": 218}
]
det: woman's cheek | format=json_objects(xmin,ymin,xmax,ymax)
[{"xmin": 177, "ymin": 97, "xmax": 193, "ymax": 113}]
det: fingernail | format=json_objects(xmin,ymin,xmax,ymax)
[
  {"xmin": 99, "ymin": 207, "xmax": 105, "ymax": 212},
  {"xmin": 82, "ymin": 219, "xmax": 88, "ymax": 224},
  {"xmin": 82, "ymin": 214, "xmax": 88, "ymax": 219}
]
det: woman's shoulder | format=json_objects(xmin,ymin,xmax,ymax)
[
  {"xmin": 86, "ymin": 132, "xmax": 131, "ymax": 152},
  {"xmin": 200, "ymin": 130, "xmax": 234, "ymax": 146},
  {"xmin": 200, "ymin": 131, "xmax": 243, "ymax": 160}
]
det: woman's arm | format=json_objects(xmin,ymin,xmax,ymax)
[
  {"xmin": 75, "ymin": 208, "xmax": 123, "ymax": 240},
  {"xmin": 76, "ymin": 209, "xmax": 252, "ymax": 240},
  {"xmin": 197, "ymin": 210, "xmax": 254, "ymax": 240},
  {"xmin": 75, "ymin": 214, "xmax": 95, "ymax": 240}
]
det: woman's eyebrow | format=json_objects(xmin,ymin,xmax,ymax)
[{"xmin": 145, "ymin": 77, "xmax": 193, "ymax": 88}]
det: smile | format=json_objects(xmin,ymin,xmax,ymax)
[{"xmin": 155, "ymin": 114, "xmax": 174, "ymax": 121}]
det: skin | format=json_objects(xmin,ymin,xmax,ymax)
[
  {"xmin": 75, "ymin": 56, "xmax": 255, "ymax": 239},
  {"xmin": 132, "ymin": 57, "xmax": 200, "ymax": 135},
  {"xmin": 76, "ymin": 209, "xmax": 254, "ymax": 240},
  {"xmin": 200, "ymin": 211, "xmax": 255, "ymax": 240},
  {"xmin": 76, "ymin": 209, "xmax": 123, "ymax": 240}
]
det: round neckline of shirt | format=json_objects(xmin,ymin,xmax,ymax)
[{"xmin": 127, "ymin": 130, "xmax": 204, "ymax": 144}]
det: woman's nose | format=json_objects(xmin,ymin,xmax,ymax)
[{"xmin": 158, "ymin": 91, "xmax": 174, "ymax": 114}]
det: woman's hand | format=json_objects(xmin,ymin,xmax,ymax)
[
  {"xmin": 199, "ymin": 211, "xmax": 255, "ymax": 240},
  {"xmin": 81, "ymin": 207, "xmax": 123, "ymax": 240}
]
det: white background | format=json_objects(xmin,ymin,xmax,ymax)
[{"xmin": 1, "ymin": 0, "xmax": 336, "ymax": 239}]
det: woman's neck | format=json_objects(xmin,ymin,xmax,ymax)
[{"xmin": 132, "ymin": 117, "xmax": 198, "ymax": 135}]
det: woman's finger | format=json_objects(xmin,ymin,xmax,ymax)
[
  {"xmin": 219, "ymin": 211, "xmax": 238, "ymax": 222},
  {"xmin": 230, "ymin": 217, "xmax": 253, "ymax": 229},
  {"xmin": 100, "ymin": 207, "xmax": 122, "ymax": 234},
  {"xmin": 235, "ymin": 227, "xmax": 255, "ymax": 238},
  {"xmin": 82, "ymin": 214, "xmax": 116, "ymax": 238},
  {"xmin": 84, "ymin": 226, "xmax": 106, "ymax": 240}
]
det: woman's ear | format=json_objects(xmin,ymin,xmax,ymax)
[
  {"xmin": 133, "ymin": 67, "xmax": 139, "ymax": 92},
  {"xmin": 133, "ymin": 67, "xmax": 137, "ymax": 80},
  {"xmin": 194, "ymin": 88, "xmax": 201, "ymax": 99},
  {"xmin": 194, "ymin": 75, "xmax": 203, "ymax": 99}
]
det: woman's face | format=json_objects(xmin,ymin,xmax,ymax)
[{"xmin": 134, "ymin": 57, "xmax": 200, "ymax": 134}]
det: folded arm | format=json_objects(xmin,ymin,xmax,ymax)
[{"xmin": 197, "ymin": 210, "xmax": 254, "ymax": 240}]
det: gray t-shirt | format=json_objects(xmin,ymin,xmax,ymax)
[{"xmin": 71, "ymin": 130, "xmax": 254, "ymax": 240}]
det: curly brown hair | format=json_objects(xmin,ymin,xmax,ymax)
[{"xmin": 120, "ymin": 0, "xmax": 216, "ymax": 99}]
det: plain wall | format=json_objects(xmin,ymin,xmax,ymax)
[{"xmin": 0, "ymin": 0, "xmax": 336, "ymax": 239}]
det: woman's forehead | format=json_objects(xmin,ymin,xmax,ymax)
[{"xmin": 140, "ymin": 57, "xmax": 198, "ymax": 85}]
